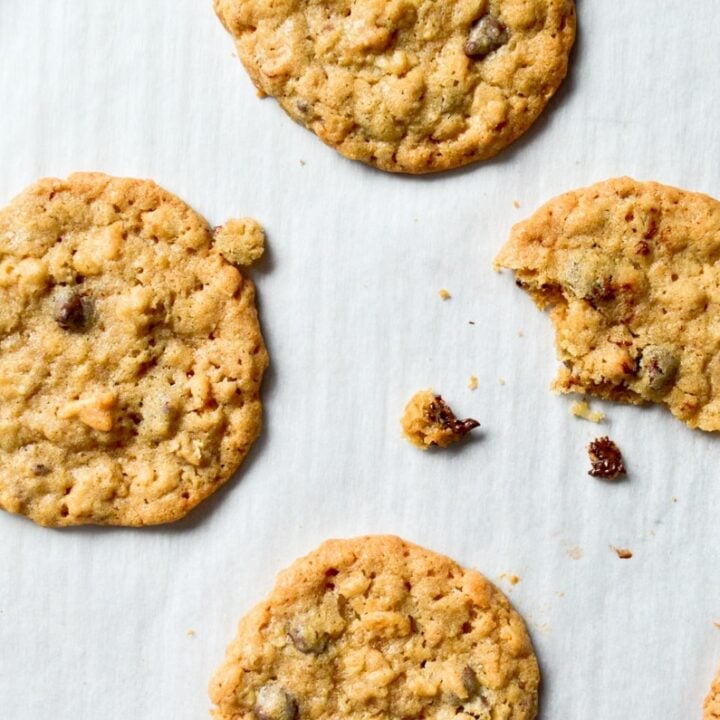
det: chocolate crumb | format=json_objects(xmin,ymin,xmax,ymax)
[
  {"xmin": 613, "ymin": 547, "xmax": 633, "ymax": 560},
  {"xmin": 425, "ymin": 396, "xmax": 480, "ymax": 436},
  {"xmin": 588, "ymin": 436, "xmax": 626, "ymax": 480}
]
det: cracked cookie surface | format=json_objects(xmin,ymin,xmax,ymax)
[
  {"xmin": 210, "ymin": 535, "xmax": 539, "ymax": 720},
  {"xmin": 495, "ymin": 177, "xmax": 720, "ymax": 431},
  {"xmin": 0, "ymin": 173, "xmax": 268, "ymax": 526},
  {"xmin": 214, "ymin": 0, "xmax": 575, "ymax": 173}
]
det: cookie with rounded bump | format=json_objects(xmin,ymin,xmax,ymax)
[{"xmin": 0, "ymin": 173, "xmax": 268, "ymax": 526}]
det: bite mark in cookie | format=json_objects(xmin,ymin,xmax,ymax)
[{"xmin": 495, "ymin": 177, "xmax": 720, "ymax": 431}]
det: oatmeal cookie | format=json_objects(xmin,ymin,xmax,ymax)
[
  {"xmin": 214, "ymin": 0, "xmax": 576, "ymax": 173},
  {"xmin": 210, "ymin": 535, "xmax": 539, "ymax": 720},
  {"xmin": 0, "ymin": 173, "xmax": 268, "ymax": 526},
  {"xmin": 495, "ymin": 177, "xmax": 720, "ymax": 431},
  {"xmin": 705, "ymin": 667, "xmax": 720, "ymax": 719}
]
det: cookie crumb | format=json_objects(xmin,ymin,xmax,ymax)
[
  {"xmin": 468, "ymin": 375, "xmax": 478, "ymax": 391},
  {"xmin": 513, "ymin": 200, "xmax": 521, "ymax": 209},
  {"xmin": 714, "ymin": 621, "xmax": 720, "ymax": 630},
  {"xmin": 401, "ymin": 390, "xmax": 480, "ymax": 449},
  {"xmin": 499, "ymin": 573, "xmax": 521, "ymax": 586},
  {"xmin": 299, "ymin": 159, "xmax": 306, "ymax": 166},
  {"xmin": 468, "ymin": 320, "xmax": 476, "ymax": 325},
  {"xmin": 588, "ymin": 436, "xmax": 626, "ymax": 480},
  {"xmin": 187, "ymin": 629, "xmax": 196, "ymax": 637},
  {"xmin": 438, "ymin": 288, "xmax": 451, "ymax": 300},
  {"xmin": 612, "ymin": 547, "xmax": 633, "ymax": 560},
  {"xmin": 571, "ymin": 400, "xmax": 605, "ymax": 423},
  {"xmin": 566, "ymin": 546, "xmax": 583, "ymax": 560},
  {"xmin": 214, "ymin": 218, "xmax": 265, "ymax": 267},
  {"xmin": 517, "ymin": 330, "xmax": 524, "ymax": 337},
  {"xmin": 498, "ymin": 377, "xmax": 506, "ymax": 386}
]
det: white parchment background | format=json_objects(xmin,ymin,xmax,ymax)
[{"xmin": 1, "ymin": 1, "xmax": 719, "ymax": 717}]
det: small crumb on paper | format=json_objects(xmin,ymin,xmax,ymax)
[
  {"xmin": 468, "ymin": 375, "xmax": 478, "ymax": 391},
  {"xmin": 571, "ymin": 400, "xmax": 605, "ymax": 423},
  {"xmin": 187, "ymin": 629, "xmax": 196, "ymax": 637},
  {"xmin": 513, "ymin": 200, "xmax": 521, "ymax": 208},
  {"xmin": 566, "ymin": 546, "xmax": 583, "ymax": 560},
  {"xmin": 612, "ymin": 547, "xmax": 633, "ymax": 560},
  {"xmin": 714, "ymin": 621, "xmax": 720, "ymax": 630},
  {"xmin": 499, "ymin": 573, "xmax": 521, "ymax": 586},
  {"xmin": 517, "ymin": 330, "xmax": 524, "ymax": 337},
  {"xmin": 498, "ymin": 377, "xmax": 506, "ymax": 386},
  {"xmin": 299, "ymin": 159, "xmax": 306, "ymax": 166},
  {"xmin": 401, "ymin": 390, "xmax": 480, "ymax": 450},
  {"xmin": 438, "ymin": 288, "xmax": 451, "ymax": 300}
]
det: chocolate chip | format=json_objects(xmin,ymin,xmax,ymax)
[
  {"xmin": 639, "ymin": 345, "xmax": 679, "ymax": 392},
  {"xmin": 425, "ymin": 396, "xmax": 480, "ymax": 436},
  {"xmin": 288, "ymin": 617, "xmax": 328, "ymax": 654},
  {"xmin": 588, "ymin": 437, "xmax": 626, "ymax": 480},
  {"xmin": 254, "ymin": 684, "xmax": 298, "ymax": 720},
  {"xmin": 465, "ymin": 15, "xmax": 509, "ymax": 58},
  {"xmin": 461, "ymin": 666, "xmax": 480, "ymax": 696},
  {"xmin": 54, "ymin": 289, "xmax": 92, "ymax": 331}
]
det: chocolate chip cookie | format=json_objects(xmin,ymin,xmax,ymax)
[
  {"xmin": 0, "ymin": 173, "xmax": 268, "ymax": 526},
  {"xmin": 495, "ymin": 177, "xmax": 720, "ymax": 431},
  {"xmin": 705, "ymin": 667, "xmax": 720, "ymax": 719},
  {"xmin": 210, "ymin": 535, "xmax": 539, "ymax": 720},
  {"xmin": 214, "ymin": 0, "xmax": 576, "ymax": 173}
]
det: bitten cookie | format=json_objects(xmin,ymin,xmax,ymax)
[
  {"xmin": 705, "ymin": 668, "xmax": 720, "ymax": 719},
  {"xmin": 495, "ymin": 177, "xmax": 720, "ymax": 431},
  {"xmin": 210, "ymin": 535, "xmax": 539, "ymax": 720},
  {"xmin": 0, "ymin": 173, "xmax": 268, "ymax": 526},
  {"xmin": 214, "ymin": 0, "xmax": 576, "ymax": 174}
]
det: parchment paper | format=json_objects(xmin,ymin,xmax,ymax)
[{"xmin": 1, "ymin": 1, "xmax": 719, "ymax": 717}]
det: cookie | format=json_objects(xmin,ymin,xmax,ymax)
[
  {"xmin": 494, "ymin": 177, "xmax": 720, "ymax": 431},
  {"xmin": 0, "ymin": 173, "xmax": 268, "ymax": 526},
  {"xmin": 214, "ymin": 0, "xmax": 576, "ymax": 173},
  {"xmin": 210, "ymin": 535, "xmax": 539, "ymax": 720},
  {"xmin": 402, "ymin": 390, "xmax": 480, "ymax": 449},
  {"xmin": 705, "ymin": 668, "xmax": 720, "ymax": 719}
]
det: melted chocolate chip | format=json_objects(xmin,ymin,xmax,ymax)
[
  {"xmin": 425, "ymin": 396, "xmax": 480, "ymax": 436},
  {"xmin": 254, "ymin": 685, "xmax": 298, "ymax": 720},
  {"xmin": 54, "ymin": 289, "xmax": 92, "ymax": 331},
  {"xmin": 465, "ymin": 15, "xmax": 509, "ymax": 58},
  {"xmin": 640, "ymin": 345, "xmax": 679, "ymax": 392},
  {"xmin": 588, "ymin": 437, "xmax": 627, "ymax": 480}
]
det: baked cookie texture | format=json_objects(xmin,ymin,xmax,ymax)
[
  {"xmin": 0, "ymin": 173, "xmax": 268, "ymax": 526},
  {"xmin": 402, "ymin": 390, "xmax": 480, "ymax": 449},
  {"xmin": 214, "ymin": 0, "xmax": 576, "ymax": 173},
  {"xmin": 705, "ymin": 668, "xmax": 720, "ymax": 719},
  {"xmin": 495, "ymin": 177, "xmax": 720, "ymax": 431},
  {"xmin": 210, "ymin": 535, "xmax": 539, "ymax": 720}
]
